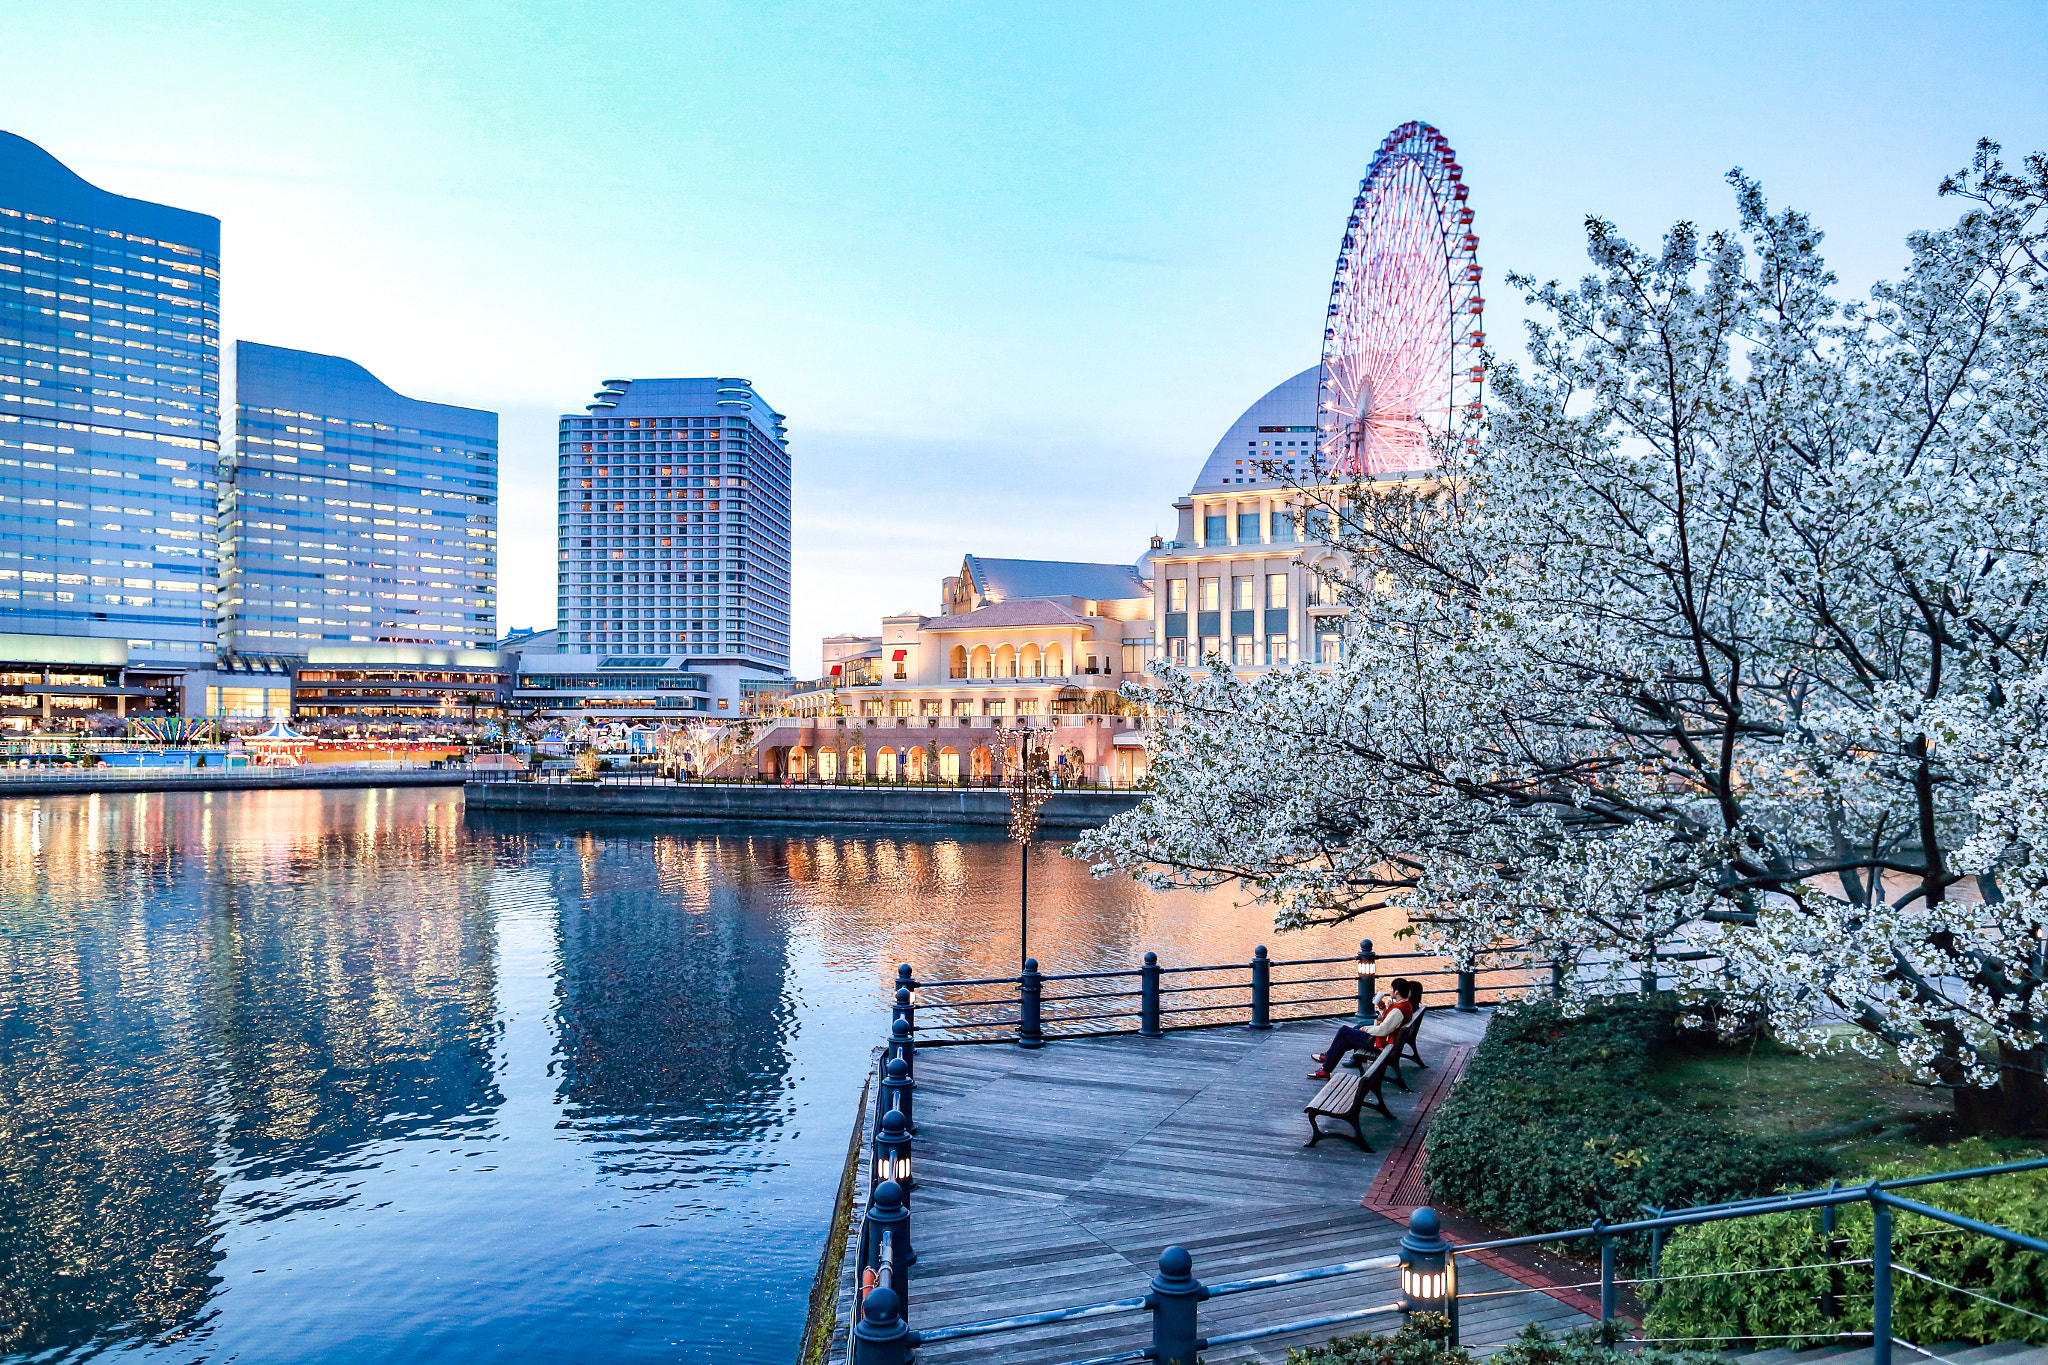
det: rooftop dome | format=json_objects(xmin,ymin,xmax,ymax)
[{"xmin": 1189, "ymin": 365, "xmax": 1322, "ymax": 494}]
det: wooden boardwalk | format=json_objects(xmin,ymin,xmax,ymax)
[{"xmin": 834, "ymin": 1012, "xmax": 1596, "ymax": 1364}]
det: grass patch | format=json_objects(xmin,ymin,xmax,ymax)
[{"xmin": 1645, "ymin": 1031, "xmax": 2046, "ymax": 1169}]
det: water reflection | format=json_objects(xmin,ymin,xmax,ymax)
[{"xmin": 0, "ymin": 791, "xmax": 1398, "ymax": 1364}]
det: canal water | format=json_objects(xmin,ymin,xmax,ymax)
[{"xmin": 0, "ymin": 787, "xmax": 1398, "ymax": 1365}]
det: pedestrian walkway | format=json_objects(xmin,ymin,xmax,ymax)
[{"xmin": 850, "ymin": 1012, "xmax": 1597, "ymax": 1364}]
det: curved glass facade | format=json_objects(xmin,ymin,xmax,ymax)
[{"xmin": 0, "ymin": 131, "xmax": 221, "ymax": 662}]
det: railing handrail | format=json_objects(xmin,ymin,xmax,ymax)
[{"xmin": 881, "ymin": 1157, "xmax": 2048, "ymax": 1360}]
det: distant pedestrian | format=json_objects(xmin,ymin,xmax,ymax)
[{"xmin": 1307, "ymin": 978, "xmax": 1421, "ymax": 1079}]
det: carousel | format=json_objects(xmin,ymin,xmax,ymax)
[{"xmin": 244, "ymin": 720, "xmax": 316, "ymax": 766}]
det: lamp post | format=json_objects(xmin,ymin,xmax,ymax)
[
  {"xmin": 874, "ymin": 1106, "xmax": 914, "ymax": 1194},
  {"xmin": 1399, "ymin": 1207, "xmax": 1454, "ymax": 1325},
  {"xmin": 1003, "ymin": 726, "xmax": 1048, "ymax": 971}
]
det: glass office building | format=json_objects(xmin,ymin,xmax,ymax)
[
  {"xmin": 556, "ymin": 377, "xmax": 791, "ymax": 673},
  {"xmin": 220, "ymin": 342, "xmax": 497, "ymax": 655},
  {"xmin": 0, "ymin": 131, "xmax": 221, "ymax": 662}
]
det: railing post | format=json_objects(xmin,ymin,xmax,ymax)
[
  {"xmin": 1446, "ymin": 1249, "xmax": 1461, "ymax": 1347},
  {"xmin": 888, "ymin": 1016, "xmax": 915, "ymax": 1079},
  {"xmin": 1140, "ymin": 951, "xmax": 1163, "ymax": 1037},
  {"xmin": 1147, "ymin": 1245, "xmax": 1207, "ymax": 1365},
  {"xmin": 874, "ymin": 1107, "xmax": 915, "ymax": 1195},
  {"xmin": 1017, "ymin": 958, "xmax": 1044, "ymax": 1049},
  {"xmin": 869, "ymin": 1177, "xmax": 913, "ymax": 1281},
  {"xmin": 1595, "ymin": 1217, "xmax": 1615, "ymax": 1322},
  {"xmin": 1646, "ymin": 1205, "xmax": 1665, "ymax": 1287},
  {"xmin": 1822, "ymin": 1186, "xmax": 1844, "ymax": 1324},
  {"xmin": 851, "ymin": 1285, "xmax": 913, "ymax": 1365},
  {"xmin": 1456, "ymin": 965, "xmax": 1477, "ymax": 1013},
  {"xmin": 1355, "ymin": 939, "xmax": 1377, "ymax": 1022},
  {"xmin": 892, "ymin": 983, "xmax": 915, "ymax": 1033},
  {"xmin": 881, "ymin": 1055, "xmax": 916, "ymax": 1133},
  {"xmin": 1550, "ymin": 959, "xmax": 1565, "ymax": 998},
  {"xmin": 1873, "ymin": 1188, "xmax": 1893, "ymax": 1365},
  {"xmin": 1641, "ymin": 938, "xmax": 1658, "ymax": 996},
  {"xmin": 1249, "ymin": 945, "xmax": 1272, "ymax": 1029}
]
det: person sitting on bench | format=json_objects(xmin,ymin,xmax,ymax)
[{"xmin": 1308, "ymin": 979, "xmax": 1421, "ymax": 1079}]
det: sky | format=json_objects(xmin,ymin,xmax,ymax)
[{"xmin": 3, "ymin": 1, "xmax": 2043, "ymax": 676}]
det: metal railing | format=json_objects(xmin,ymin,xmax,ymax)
[
  {"xmin": 845, "ymin": 988, "xmax": 2048, "ymax": 1365},
  {"xmin": 899, "ymin": 941, "xmax": 1542, "ymax": 1045},
  {"xmin": 463, "ymin": 768, "xmax": 1148, "ymax": 791}
]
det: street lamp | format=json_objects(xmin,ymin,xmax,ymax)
[{"xmin": 1399, "ymin": 1206, "xmax": 1453, "ymax": 1312}]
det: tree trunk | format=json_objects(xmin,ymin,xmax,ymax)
[{"xmin": 1952, "ymin": 1043, "xmax": 2048, "ymax": 1136}]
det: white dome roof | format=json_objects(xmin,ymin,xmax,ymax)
[{"xmin": 1190, "ymin": 365, "xmax": 1322, "ymax": 494}]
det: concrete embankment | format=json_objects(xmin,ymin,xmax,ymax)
[
  {"xmin": 0, "ymin": 769, "xmax": 462, "ymax": 798},
  {"xmin": 463, "ymin": 780, "xmax": 1144, "ymax": 831}
]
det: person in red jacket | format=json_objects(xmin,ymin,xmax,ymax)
[{"xmin": 1307, "ymin": 979, "xmax": 1420, "ymax": 1079}]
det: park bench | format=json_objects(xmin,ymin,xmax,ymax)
[{"xmin": 1304, "ymin": 1039, "xmax": 1399, "ymax": 1151}]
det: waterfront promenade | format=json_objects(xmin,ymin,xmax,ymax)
[
  {"xmin": 835, "ymin": 1015, "xmax": 1597, "ymax": 1364},
  {"xmin": 465, "ymin": 776, "xmax": 1142, "ymax": 831},
  {"xmin": 0, "ymin": 767, "xmax": 460, "ymax": 798}
]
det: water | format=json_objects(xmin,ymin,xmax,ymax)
[{"xmin": 0, "ymin": 787, "xmax": 1399, "ymax": 1364}]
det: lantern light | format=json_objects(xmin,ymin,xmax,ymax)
[
  {"xmin": 873, "ymin": 1107, "xmax": 914, "ymax": 1190},
  {"xmin": 1399, "ymin": 1207, "xmax": 1453, "ymax": 1310}
]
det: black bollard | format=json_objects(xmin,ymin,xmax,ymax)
[
  {"xmin": 852, "ymin": 1284, "xmax": 914, "ymax": 1365},
  {"xmin": 1017, "ymin": 957, "xmax": 1044, "ymax": 1049},
  {"xmin": 881, "ymin": 1055, "xmax": 916, "ymax": 1133},
  {"xmin": 870, "ymin": 1178, "xmax": 914, "ymax": 1279},
  {"xmin": 888, "ymin": 1015, "xmax": 915, "ymax": 1078},
  {"xmin": 1139, "ymin": 951, "xmax": 1163, "ymax": 1038},
  {"xmin": 1248, "ymin": 945, "xmax": 1272, "ymax": 1029},
  {"xmin": 1147, "ymin": 1245, "xmax": 1207, "ymax": 1365},
  {"xmin": 1455, "ymin": 967, "xmax": 1476, "ymax": 1013}
]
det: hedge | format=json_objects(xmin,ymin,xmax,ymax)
[
  {"xmin": 1643, "ymin": 1141, "xmax": 2048, "ymax": 1347},
  {"xmin": 1422, "ymin": 998, "xmax": 1833, "ymax": 1265},
  {"xmin": 1284, "ymin": 1315, "xmax": 1723, "ymax": 1365}
]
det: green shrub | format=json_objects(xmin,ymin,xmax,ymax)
[
  {"xmin": 1644, "ymin": 1140, "xmax": 2048, "ymax": 1348},
  {"xmin": 1284, "ymin": 1317, "xmax": 1721, "ymax": 1365},
  {"xmin": 1423, "ymin": 998, "xmax": 1832, "ymax": 1266}
]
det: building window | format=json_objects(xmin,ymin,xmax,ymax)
[
  {"xmin": 1199, "ymin": 577, "xmax": 1220, "ymax": 612},
  {"xmin": 1200, "ymin": 635, "xmax": 1220, "ymax": 660},
  {"xmin": 1166, "ymin": 579, "xmax": 1187, "ymax": 612},
  {"xmin": 949, "ymin": 645, "xmax": 967, "ymax": 679},
  {"xmin": 1271, "ymin": 510, "xmax": 1298, "ymax": 544},
  {"xmin": 1233, "ymin": 636, "xmax": 1256, "ymax": 667},
  {"xmin": 1170, "ymin": 638, "xmax": 1189, "ymax": 666},
  {"xmin": 1237, "ymin": 511, "xmax": 1261, "ymax": 544},
  {"xmin": 984, "ymin": 699, "xmax": 1007, "ymax": 716},
  {"xmin": 1203, "ymin": 514, "xmax": 1227, "ymax": 544},
  {"xmin": 921, "ymin": 699, "xmax": 943, "ymax": 716},
  {"xmin": 1267, "ymin": 635, "xmax": 1289, "ymax": 667},
  {"xmin": 1267, "ymin": 574, "xmax": 1288, "ymax": 609},
  {"xmin": 1234, "ymin": 577, "xmax": 1255, "ymax": 610},
  {"xmin": 1318, "ymin": 633, "xmax": 1341, "ymax": 665}
]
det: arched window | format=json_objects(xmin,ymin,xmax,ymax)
[
  {"xmin": 970, "ymin": 645, "xmax": 992, "ymax": 678},
  {"xmin": 877, "ymin": 747, "xmax": 897, "ymax": 779},
  {"xmin": 908, "ymin": 748, "xmax": 928, "ymax": 781},
  {"xmin": 938, "ymin": 747, "xmax": 960, "ymax": 780},
  {"xmin": 949, "ymin": 645, "xmax": 967, "ymax": 679},
  {"xmin": 970, "ymin": 746, "xmax": 993, "ymax": 780},
  {"xmin": 994, "ymin": 644, "xmax": 1016, "ymax": 678},
  {"xmin": 1020, "ymin": 643, "xmax": 1042, "ymax": 677},
  {"xmin": 1046, "ymin": 645, "xmax": 1065, "ymax": 676}
]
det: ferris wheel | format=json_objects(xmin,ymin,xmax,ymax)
[{"xmin": 1319, "ymin": 120, "xmax": 1484, "ymax": 478}]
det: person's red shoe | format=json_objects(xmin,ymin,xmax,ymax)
[{"xmin": 1307, "ymin": 1069, "xmax": 1330, "ymax": 1080}]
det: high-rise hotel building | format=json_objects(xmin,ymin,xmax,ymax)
[
  {"xmin": 219, "ymin": 342, "xmax": 498, "ymax": 654},
  {"xmin": 555, "ymin": 376, "xmax": 791, "ymax": 669},
  {"xmin": 0, "ymin": 131, "xmax": 221, "ymax": 662}
]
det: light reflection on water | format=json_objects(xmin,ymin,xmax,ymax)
[{"xmin": 0, "ymin": 788, "xmax": 1404, "ymax": 1364}]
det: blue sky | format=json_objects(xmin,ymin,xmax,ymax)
[{"xmin": 4, "ymin": 1, "xmax": 2042, "ymax": 673}]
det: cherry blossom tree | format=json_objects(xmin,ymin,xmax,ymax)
[{"xmin": 1079, "ymin": 144, "xmax": 2048, "ymax": 1131}]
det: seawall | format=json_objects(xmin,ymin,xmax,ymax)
[
  {"xmin": 0, "ymin": 769, "xmax": 463, "ymax": 799},
  {"xmin": 463, "ymin": 780, "xmax": 1144, "ymax": 831}
]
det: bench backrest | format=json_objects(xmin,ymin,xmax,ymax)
[
  {"xmin": 1402, "ymin": 1003, "xmax": 1430, "ymax": 1044},
  {"xmin": 1362, "ymin": 1038, "xmax": 1397, "ymax": 1082}
]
